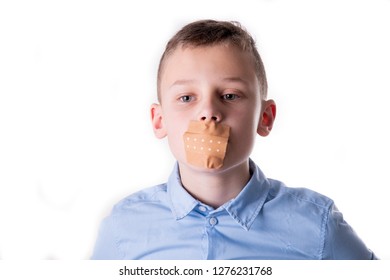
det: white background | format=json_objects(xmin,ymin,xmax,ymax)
[{"xmin": 0, "ymin": 0, "xmax": 389, "ymax": 259}]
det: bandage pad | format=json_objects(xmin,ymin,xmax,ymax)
[{"xmin": 183, "ymin": 120, "xmax": 230, "ymax": 169}]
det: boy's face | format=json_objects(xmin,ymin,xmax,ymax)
[{"xmin": 151, "ymin": 44, "xmax": 275, "ymax": 173}]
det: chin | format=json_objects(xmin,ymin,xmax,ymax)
[{"xmin": 189, "ymin": 158, "xmax": 249, "ymax": 174}]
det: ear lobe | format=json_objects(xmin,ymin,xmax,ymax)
[
  {"xmin": 151, "ymin": 103, "xmax": 167, "ymax": 139},
  {"xmin": 257, "ymin": 100, "xmax": 276, "ymax": 137}
]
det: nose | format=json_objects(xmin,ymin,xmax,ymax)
[
  {"xmin": 198, "ymin": 96, "xmax": 222, "ymax": 122},
  {"xmin": 201, "ymin": 115, "xmax": 218, "ymax": 121}
]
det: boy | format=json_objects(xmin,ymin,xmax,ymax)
[{"xmin": 92, "ymin": 20, "xmax": 376, "ymax": 259}]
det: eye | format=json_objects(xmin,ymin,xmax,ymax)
[
  {"xmin": 222, "ymin": 93, "xmax": 239, "ymax": 101},
  {"xmin": 179, "ymin": 95, "xmax": 193, "ymax": 103}
]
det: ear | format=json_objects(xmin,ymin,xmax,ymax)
[
  {"xmin": 150, "ymin": 103, "xmax": 167, "ymax": 139},
  {"xmin": 257, "ymin": 99, "xmax": 276, "ymax": 137}
]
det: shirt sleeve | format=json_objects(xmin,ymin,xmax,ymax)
[
  {"xmin": 91, "ymin": 213, "xmax": 123, "ymax": 260},
  {"xmin": 321, "ymin": 203, "xmax": 377, "ymax": 260}
]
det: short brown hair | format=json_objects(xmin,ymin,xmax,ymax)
[{"xmin": 157, "ymin": 19, "xmax": 268, "ymax": 102}]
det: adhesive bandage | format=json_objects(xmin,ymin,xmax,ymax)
[{"xmin": 183, "ymin": 120, "xmax": 230, "ymax": 169}]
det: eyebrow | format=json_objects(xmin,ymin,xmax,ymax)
[
  {"xmin": 169, "ymin": 77, "xmax": 248, "ymax": 89},
  {"xmin": 169, "ymin": 79, "xmax": 197, "ymax": 89},
  {"xmin": 222, "ymin": 77, "xmax": 249, "ymax": 85}
]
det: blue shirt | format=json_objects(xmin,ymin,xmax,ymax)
[{"xmin": 92, "ymin": 159, "xmax": 376, "ymax": 260}]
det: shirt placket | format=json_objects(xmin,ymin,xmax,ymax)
[{"xmin": 197, "ymin": 204, "xmax": 221, "ymax": 259}]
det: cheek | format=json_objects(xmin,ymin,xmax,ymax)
[
  {"xmin": 231, "ymin": 127, "xmax": 256, "ymax": 150},
  {"xmin": 228, "ymin": 110, "xmax": 259, "ymax": 153},
  {"xmin": 234, "ymin": 107, "xmax": 260, "ymax": 136},
  {"xmin": 166, "ymin": 133, "xmax": 184, "ymax": 162},
  {"xmin": 165, "ymin": 121, "xmax": 189, "ymax": 158}
]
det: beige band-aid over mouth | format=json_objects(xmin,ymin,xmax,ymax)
[{"xmin": 183, "ymin": 120, "xmax": 230, "ymax": 169}]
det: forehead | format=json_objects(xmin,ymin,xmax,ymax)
[{"xmin": 160, "ymin": 44, "xmax": 258, "ymax": 91}]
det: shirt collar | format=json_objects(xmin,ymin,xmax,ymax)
[
  {"xmin": 222, "ymin": 159, "xmax": 271, "ymax": 231},
  {"xmin": 167, "ymin": 162, "xmax": 199, "ymax": 220},
  {"xmin": 167, "ymin": 159, "xmax": 271, "ymax": 230}
]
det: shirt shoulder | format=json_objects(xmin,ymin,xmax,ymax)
[
  {"xmin": 265, "ymin": 178, "xmax": 375, "ymax": 259},
  {"xmin": 112, "ymin": 183, "xmax": 169, "ymax": 213},
  {"xmin": 267, "ymin": 178, "xmax": 334, "ymax": 210},
  {"xmin": 91, "ymin": 183, "xmax": 170, "ymax": 260}
]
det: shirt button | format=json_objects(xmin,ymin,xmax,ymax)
[
  {"xmin": 198, "ymin": 206, "xmax": 207, "ymax": 212},
  {"xmin": 209, "ymin": 217, "xmax": 218, "ymax": 226}
]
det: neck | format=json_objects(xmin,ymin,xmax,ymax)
[{"xmin": 178, "ymin": 160, "xmax": 251, "ymax": 209}]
